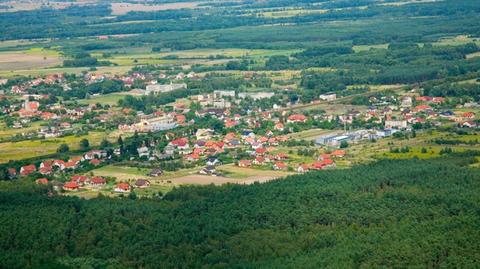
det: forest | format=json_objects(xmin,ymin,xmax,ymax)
[{"xmin": 1, "ymin": 156, "xmax": 479, "ymax": 268}]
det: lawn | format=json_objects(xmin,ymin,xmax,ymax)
[{"xmin": 78, "ymin": 93, "xmax": 127, "ymax": 106}]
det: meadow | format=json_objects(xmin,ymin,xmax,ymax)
[{"xmin": 0, "ymin": 131, "xmax": 119, "ymax": 163}]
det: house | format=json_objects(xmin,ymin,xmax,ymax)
[
  {"xmin": 311, "ymin": 161, "xmax": 326, "ymax": 170},
  {"xmin": 196, "ymin": 129, "xmax": 214, "ymax": 140},
  {"xmin": 275, "ymin": 152, "xmax": 288, "ymax": 160},
  {"xmin": 20, "ymin": 164, "xmax": 36, "ymax": 176},
  {"xmin": 297, "ymin": 164, "xmax": 310, "ymax": 173},
  {"xmin": 38, "ymin": 166, "xmax": 53, "ymax": 175},
  {"xmin": 36, "ymin": 178, "xmax": 49, "ymax": 185},
  {"xmin": 311, "ymin": 159, "xmax": 336, "ymax": 170},
  {"xmin": 254, "ymin": 156, "xmax": 266, "ymax": 165},
  {"xmin": 385, "ymin": 120, "xmax": 407, "ymax": 129},
  {"xmin": 463, "ymin": 112, "xmax": 475, "ymax": 119},
  {"xmin": 72, "ymin": 175, "xmax": 89, "ymax": 185},
  {"xmin": 413, "ymin": 105, "xmax": 432, "ymax": 113},
  {"xmin": 63, "ymin": 181, "xmax": 79, "ymax": 191},
  {"xmin": 89, "ymin": 159, "xmax": 101, "ymax": 166},
  {"xmin": 137, "ymin": 146, "xmax": 150, "ymax": 158},
  {"xmin": 134, "ymin": 179, "xmax": 150, "ymax": 189},
  {"xmin": 255, "ymin": 148, "xmax": 267, "ymax": 155},
  {"xmin": 199, "ymin": 165, "xmax": 216, "ymax": 175},
  {"xmin": 149, "ymin": 168, "xmax": 163, "ymax": 177},
  {"xmin": 462, "ymin": 121, "xmax": 478, "ymax": 128},
  {"xmin": 63, "ymin": 161, "xmax": 77, "ymax": 170},
  {"xmin": 273, "ymin": 161, "xmax": 287, "ymax": 170},
  {"xmin": 401, "ymin": 96, "xmax": 412, "ymax": 107},
  {"xmin": 206, "ymin": 157, "xmax": 221, "ymax": 166},
  {"xmin": 287, "ymin": 114, "xmax": 307, "ymax": 123},
  {"xmin": 7, "ymin": 168, "xmax": 17, "ymax": 178},
  {"xmin": 170, "ymin": 137, "xmax": 189, "ymax": 150},
  {"xmin": 238, "ymin": 160, "xmax": 252, "ymax": 168},
  {"xmin": 115, "ymin": 182, "xmax": 131, "ymax": 193},
  {"xmin": 331, "ymin": 150, "xmax": 346, "ymax": 158},
  {"xmin": 90, "ymin": 176, "xmax": 106, "ymax": 187},
  {"xmin": 319, "ymin": 93, "xmax": 337, "ymax": 101},
  {"xmin": 84, "ymin": 150, "xmax": 107, "ymax": 160}
]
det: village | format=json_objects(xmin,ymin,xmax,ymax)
[{"xmin": 1, "ymin": 69, "xmax": 479, "ymax": 198}]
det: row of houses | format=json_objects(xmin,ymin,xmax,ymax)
[{"xmin": 9, "ymin": 150, "xmax": 107, "ymax": 178}]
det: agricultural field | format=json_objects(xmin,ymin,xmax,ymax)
[
  {"xmin": 110, "ymin": 1, "xmax": 203, "ymax": 15},
  {"xmin": 259, "ymin": 8, "xmax": 328, "ymax": 18},
  {"xmin": 0, "ymin": 48, "xmax": 62, "ymax": 71}
]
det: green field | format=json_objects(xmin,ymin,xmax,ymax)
[{"xmin": 0, "ymin": 131, "xmax": 119, "ymax": 163}]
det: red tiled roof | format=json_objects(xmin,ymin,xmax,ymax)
[
  {"xmin": 90, "ymin": 176, "xmax": 105, "ymax": 185},
  {"xmin": 116, "ymin": 182, "xmax": 130, "ymax": 191},
  {"xmin": 63, "ymin": 181, "xmax": 79, "ymax": 190},
  {"xmin": 288, "ymin": 114, "xmax": 307, "ymax": 122},
  {"xmin": 36, "ymin": 178, "xmax": 49, "ymax": 185}
]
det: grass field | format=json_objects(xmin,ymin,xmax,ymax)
[
  {"xmin": 287, "ymin": 129, "xmax": 337, "ymax": 141},
  {"xmin": 89, "ymin": 165, "xmax": 150, "ymax": 180},
  {"xmin": 0, "ymin": 121, "xmax": 44, "ymax": 141},
  {"xmin": 344, "ymin": 130, "xmax": 480, "ymax": 164},
  {"xmin": 78, "ymin": 93, "xmax": 127, "ymax": 105},
  {"xmin": 0, "ymin": 131, "xmax": 119, "ymax": 163}
]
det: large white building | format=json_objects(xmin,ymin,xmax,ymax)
[
  {"xmin": 238, "ymin": 92, "xmax": 275, "ymax": 100},
  {"xmin": 319, "ymin": 93, "xmax": 337, "ymax": 101},
  {"xmin": 145, "ymin": 83, "xmax": 187, "ymax": 95}
]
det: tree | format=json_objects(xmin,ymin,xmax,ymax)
[
  {"xmin": 57, "ymin": 144, "xmax": 69, "ymax": 153},
  {"xmin": 100, "ymin": 139, "xmax": 111, "ymax": 149},
  {"xmin": 79, "ymin": 139, "xmax": 90, "ymax": 151},
  {"xmin": 340, "ymin": 141, "xmax": 349, "ymax": 148}
]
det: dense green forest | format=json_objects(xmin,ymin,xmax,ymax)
[{"xmin": 1, "ymin": 157, "xmax": 479, "ymax": 268}]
